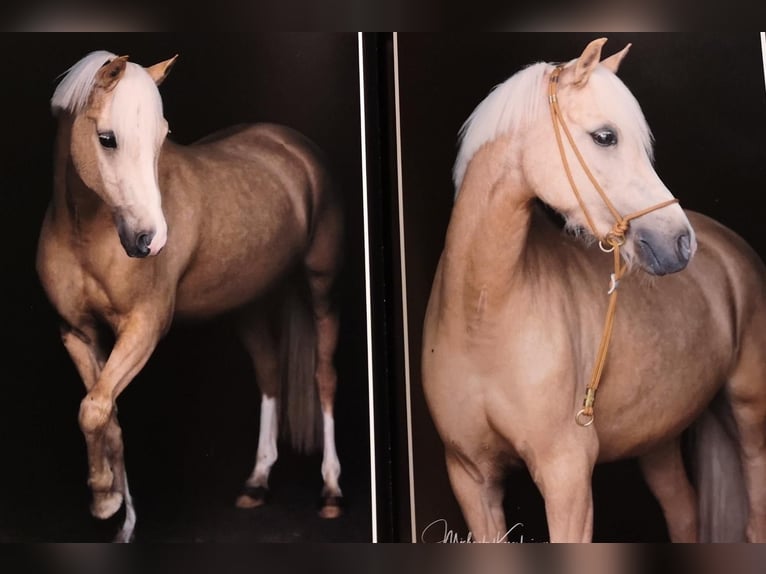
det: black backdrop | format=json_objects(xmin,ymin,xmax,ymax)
[
  {"xmin": 398, "ymin": 33, "xmax": 766, "ymax": 542},
  {"xmin": 0, "ymin": 33, "xmax": 372, "ymax": 542}
]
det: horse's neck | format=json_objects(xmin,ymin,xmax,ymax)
[
  {"xmin": 51, "ymin": 117, "xmax": 110, "ymax": 230},
  {"xmin": 444, "ymin": 140, "xmax": 535, "ymax": 312}
]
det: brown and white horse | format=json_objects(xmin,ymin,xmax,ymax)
[
  {"xmin": 36, "ymin": 51, "xmax": 344, "ymax": 541},
  {"xmin": 422, "ymin": 38, "xmax": 766, "ymax": 542}
]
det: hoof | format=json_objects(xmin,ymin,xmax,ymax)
[
  {"xmin": 113, "ymin": 502, "xmax": 136, "ymax": 543},
  {"xmin": 318, "ymin": 494, "xmax": 343, "ymax": 519},
  {"xmin": 90, "ymin": 497, "xmax": 129, "ymax": 543},
  {"xmin": 91, "ymin": 490, "xmax": 124, "ymax": 520},
  {"xmin": 236, "ymin": 485, "xmax": 270, "ymax": 509},
  {"xmin": 113, "ymin": 526, "xmax": 135, "ymax": 543}
]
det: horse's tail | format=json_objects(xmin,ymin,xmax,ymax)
[
  {"xmin": 688, "ymin": 393, "xmax": 748, "ymax": 541},
  {"xmin": 279, "ymin": 272, "xmax": 322, "ymax": 454}
]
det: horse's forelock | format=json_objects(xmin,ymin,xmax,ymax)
[{"xmin": 109, "ymin": 64, "xmax": 165, "ymax": 142}]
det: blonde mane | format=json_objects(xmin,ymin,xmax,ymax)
[
  {"xmin": 51, "ymin": 50, "xmax": 118, "ymax": 114},
  {"xmin": 453, "ymin": 60, "xmax": 654, "ymax": 197},
  {"xmin": 453, "ymin": 62, "xmax": 550, "ymax": 194}
]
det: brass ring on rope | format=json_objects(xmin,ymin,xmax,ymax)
[
  {"xmin": 605, "ymin": 233, "xmax": 626, "ymax": 247},
  {"xmin": 575, "ymin": 409, "xmax": 595, "ymax": 427},
  {"xmin": 598, "ymin": 240, "xmax": 615, "ymax": 253}
]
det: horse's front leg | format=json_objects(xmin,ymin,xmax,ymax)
[
  {"xmin": 61, "ymin": 324, "xmax": 137, "ymax": 541},
  {"xmin": 526, "ymin": 430, "xmax": 599, "ymax": 542},
  {"xmin": 445, "ymin": 450, "xmax": 507, "ymax": 542},
  {"xmin": 78, "ymin": 310, "xmax": 164, "ymax": 524}
]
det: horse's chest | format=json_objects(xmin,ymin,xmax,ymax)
[{"xmin": 37, "ymin": 229, "xmax": 100, "ymax": 321}]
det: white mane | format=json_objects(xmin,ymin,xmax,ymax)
[
  {"xmin": 453, "ymin": 62, "xmax": 550, "ymax": 194},
  {"xmin": 453, "ymin": 60, "xmax": 654, "ymax": 197},
  {"xmin": 51, "ymin": 50, "xmax": 118, "ymax": 114}
]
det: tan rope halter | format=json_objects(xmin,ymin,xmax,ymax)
[{"xmin": 547, "ymin": 66, "xmax": 679, "ymax": 427}]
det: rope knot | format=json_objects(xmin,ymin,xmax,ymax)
[{"xmin": 605, "ymin": 219, "xmax": 629, "ymax": 246}]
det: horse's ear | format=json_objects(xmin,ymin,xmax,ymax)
[
  {"xmin": 146, "ymin": 54, "xmax": 179, "ymax": 86},
  {"xmin": 572, "ymin": 37, "xmax": 608, "ymax": 87},
  {"xmin": 601, "ymin": 43, "xmax": 632, "ymax": 74},
  {"xmin": 95, "ymin": 55, "xmax": 129, "ymax": 92}
]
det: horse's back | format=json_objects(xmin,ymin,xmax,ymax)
[
  {"xmin": 688, "ymin": 210, "xmax": 766, "ymax": 290},
  {"xmin": 193, "ymin": 123, "xmax": 323, "ymax": 156},
  {"xmin": 191, "ymin": 122, "xmax": 331, "ymax": 184},
  {"xmin": 192, "ymin": 122, "xmax": 336, "ymax": 226}
]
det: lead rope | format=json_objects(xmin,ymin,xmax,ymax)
[{"xmin": 547, "ymin": 66, "xmax": 679, "ymax": 427}]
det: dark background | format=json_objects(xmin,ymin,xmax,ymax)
[
  {"xmin": 0, "ymin": 33, "xmax": 373, "ymax": 542},
  {"xmin": 397, "ymin": 33, "xmax": 766, "ymax": 542}
]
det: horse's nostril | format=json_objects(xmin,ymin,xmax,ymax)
[
  {"xmin": 677, "ymin": 232, "xmax": 691, "ymax": 263},
  {"xmin": 136, "ymin": 232, "xmax": 152, "ymax": 256}
]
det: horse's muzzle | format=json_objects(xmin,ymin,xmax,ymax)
[
  {"xmin": 116, "ymin": 219, "xmax": 156, "ymax": 258},
  {"xmin": 635, "ymin": 228, "xmax": 695, "ymax": 276}
]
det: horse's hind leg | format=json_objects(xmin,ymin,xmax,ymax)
[
  {"xmin": 312, "ymin": 299, "xmax": 342, "ymax": 519},
  {"xmin": 60, "ymin": 323, "xmax": 136, "ymax": 542},
  {"xmin": 639, "ymin": 437, "xmax": 698, "ymax": 542},
  {"xmin": 236, "ymin": 308, "xmax": 280, "ymax": 509},
  {"xmin": 305, "ymin": 200, "xmax": 343, "ymax": 518},
  {"xmin": 726, "ymin": 315, "xmax": 766, "ymax": 542}
]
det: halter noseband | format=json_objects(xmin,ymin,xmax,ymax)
[{"xmin": 548, "ymin": 65, "xmax": 679, "ymax": 427}]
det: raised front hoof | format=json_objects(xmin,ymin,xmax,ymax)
[
  {"xmin": 235, "ymin": 485, "xmax": 270, "ymax": 509},
  {"xmin": 318, "ymin": 494, "xmax": 343, "ymax": 519},
  {"xmin": 90, "ymin": 490, "xmax": 124, "ymax": 520}
]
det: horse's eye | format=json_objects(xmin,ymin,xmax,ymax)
[
  {"xmin": 98, "ymin": 131, "xmax": 117, "ymax": 149},
  {"xmin": 591, "ymin": 128, "xmax": 617, "ymax": 147}
]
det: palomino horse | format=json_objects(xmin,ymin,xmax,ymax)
[
  {"xmin": 422, "ymin": 38, "xmax": 766, "ymax": 542},
  {"xmin": 36, "ymin": 51, "xmax": 344, "ymax": 541}
]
